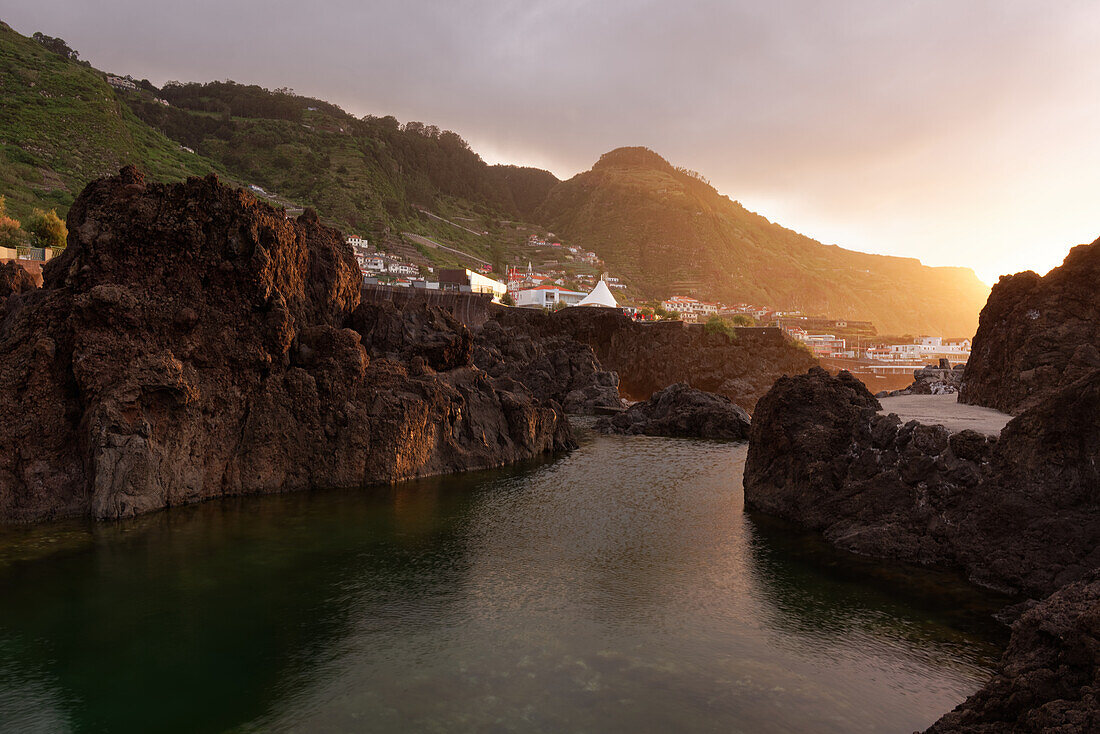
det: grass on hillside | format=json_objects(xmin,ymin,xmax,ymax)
[{"xmin": 0, "ymin": 22, "xmax": 217, "ymax": 223}]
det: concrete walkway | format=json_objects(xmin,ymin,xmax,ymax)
[{"xmin": 877, "ymin": 394, "xmax": 1012, "ymax": 437}]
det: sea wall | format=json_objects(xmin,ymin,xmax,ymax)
[
  {"xmin": 360, "ymin": 284, "xmax": 492, "ymax": 328},
  {"xmin": 0, "ymin": 168, "xmax": 573, "ymax": 523}
]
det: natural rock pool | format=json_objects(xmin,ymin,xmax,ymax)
[{"xmin": 0, "ymin": 426, "xmax": 1008, "ymax": 733}]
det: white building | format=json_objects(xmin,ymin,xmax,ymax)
[
  {"xmin": 661, "ymin": 296, "xmax": 720, "ymax": 318},
  {"xmin": 440, "ymin": 269, "xmax": 508, "ymax": 301},
  {"xmin": 388, "ymin": 262, "xmax": 419, "ymax": 277},
  {"xmin": 513, "ymin": 285, "xmax": 587, "ymax": 309}
]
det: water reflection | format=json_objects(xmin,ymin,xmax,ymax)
[{"xmin": 0, "ymin": 433, "xmax": 1006, "ymax": 733}]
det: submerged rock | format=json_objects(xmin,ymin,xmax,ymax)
[
  {"xmin": 595, "ymin": 382, "xmax": 751, "ymax": 439},
  {"xmin": 961, "ymin": 236, "xmax": 1100, "ymax": 414},
  {"xmin": 925, "ymin": 571, "xmax": 1100, "ymax": 733},
  {"xmin": 0, "ymin": 167, "xmax": 572, "ymax": 523}
]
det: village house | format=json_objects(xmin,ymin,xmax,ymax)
[
  {"xmin": 440, "ymin": 269, "xmax": 508, "ymax": 301},
  {"xmin": 387, "ymin": 262, "xmax": 419, "ymax": 277},
  {"xmin": 513, "ymin": 285, "xmax": 587, "ymax": 309}
]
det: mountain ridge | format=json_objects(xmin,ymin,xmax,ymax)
[
  {"xmin": 538, "ymin": 146, "xmax": 989, "ymax": 335},
  {"xmin": 2, "ymin": 23, "xmax": 989, "ymax": 335}
]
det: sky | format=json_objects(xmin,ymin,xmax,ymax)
[{"xmin": 5, "ymin": 0, "xmax": 1099, "ymax": 283}]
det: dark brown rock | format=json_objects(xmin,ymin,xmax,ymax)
[
  {"xmin": 348, "ymin": 299, "xmax": 473, "ymax": 372},
  {"xmin": 0, "ymin": 260, "xmax": 38, "ymax": 298},
  {"xmin": 595, "ymin": 382, "xmax": 751, "ymax": 439},
  {"xmin": 0, "ymin": 168, "xmax": 573, "ymax": 523},
  {"xmin": 925, "ymin": 571, "xmax": 1100, "ymax": 734},
  {"xmin": 961, "ymin": 236, "xmax": 1100, "ymax": 414},
  {"xmin": 472, "ymin": 317, "xmax": 622, "ymax": 414},
  {"xmin": 744, "ymin": 366, "xmax": 1100, "ymax": 599},
  {"xmin": 877, "ymin": 362, "xmax": 965, "ymax": 398},
  {"xmin": 481, "ymin": 305, "xmax": 817, "ymax": 412}
]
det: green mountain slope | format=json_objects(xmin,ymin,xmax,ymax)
[
  {"xmin": 0, "ymin": 21, "xmax": 217, "ymax": 222},
  {"xmin": 124, "ymin": 80, "xmax": 555, "ymax": 243},
  {"xmin": 537, "ymin": 147, "xmax": 990, "ymax": 336},
  {"xmin": 2, "ymin": 22, "xmax": 989, "ymax": 335}
]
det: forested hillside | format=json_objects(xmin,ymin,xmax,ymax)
[{"xmin": 125, "ymin": 80, "xmax": 556, "ymax": 240}]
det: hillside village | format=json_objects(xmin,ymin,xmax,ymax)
[{"xmin": 336, "ymin": 217, "xmax": 974, "ymax": 372}]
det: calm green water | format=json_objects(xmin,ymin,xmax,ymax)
[{"xmin": 0, "ymin": 427, "xmax": 1007, "ymax": 733}]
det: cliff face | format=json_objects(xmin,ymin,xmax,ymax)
[
  {"xmin": 479, "ymin": 306, "xmax": 817, "ymax": 412},
  {"xmin": 473, "ymin": 315, "xmax": 623, "ymax": 414},
  {"xmin": 0, "ymin": 168, "xmax": 572, "ymax": 524},
  {"xmin": 744, "ymin": 367, "xmax": 1100, "ymax": 598},
  {"xmin": 961, "ymin": 237, "xmax": 1100, "ymax": 414}
]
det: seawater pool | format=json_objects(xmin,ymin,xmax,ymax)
[{"xmin": 0, "ymin": 425, "xmax": 1007, "ymax": 733}]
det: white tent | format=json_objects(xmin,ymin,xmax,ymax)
[{"xmin": 575, "ymin": 279, "xmax": 618, "ymax": 308}]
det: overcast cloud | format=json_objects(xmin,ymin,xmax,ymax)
[{"xmin": 4, "ymin": 0, "xmax": 1099, "ymax": 282}]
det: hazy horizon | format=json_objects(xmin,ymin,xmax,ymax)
[{"xmin": 5, "ymin": 1, "xmax": 1099, "ymax": 284}]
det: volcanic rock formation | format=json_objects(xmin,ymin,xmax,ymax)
[
  {"xmin": 478, "ymin": 305, "xmax": 816, "ymax": 412},
  {"xmin": 744, "ymin": 238, "xmax": 1100, "ymax": 732},
  {"xmin": 595, "ymin": 382, "xmax": 751, "ymax": 439},
  {"xmin": 876, "ymin": 359, "xmax": 965, "ymax": 398},
  {"xmin": 472, "ymin": 316, "xmax": 622, "ymax": 414},
  {"xmin": 744, "ymin": 366, "xmax": 1100, "ymax": 599},
  {"xmin": 0, "ymin": 260, "xmax": 37, "ymax": 299},
  {"xmin": 961, "ymin": 236, "xmax": 1100, "ymax": 414},
  {"xmin": 0, "ymin": 168, "xmax": 573, "ymax": 523},
  {"xmin": 925, "ymin": 571, "xmax": 1100, "ymax": 733}
]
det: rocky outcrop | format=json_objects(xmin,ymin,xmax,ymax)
[
  {"xmin": 595, "ymin": 383, "xmax": 751, "ymax": 439},
  {"xmin": 744, "ymin": 366, "xmax": 1100, "ymax": 599},
  {"xmin": 0, "ymin": 260, "xmax": 38, "ymax": 324},
  {"xmin": 0, "ymin": 167, "xmax": 573, "ymax": 523},
  {"xmin": 745, "ymin": 240, "xmax": 1100, "ymax": 730},
  {"xmin": 472, "ymin": 317, "xmax": 622, "ymax": 414},
  {"xmin": 479, "ymin": 306, "xmax": 817, "ymax": 412},
  {"xmin": 347, "ymin": 299, "xmax": 473, "ymax": 372},
  {"xmin": 877, "ymin": 359, "xmax": 965, "ymax": 398},
  {"xmin": 0, "ymin": 260, "xmax": 37, "ymax": 298},
  {"xmin": 925, "ymin": 571, "xmax": 1100, "ymax": 733},
  {"xmin": 961, "ymin": 236, "xmax": 1100, "ymax": 414}
]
